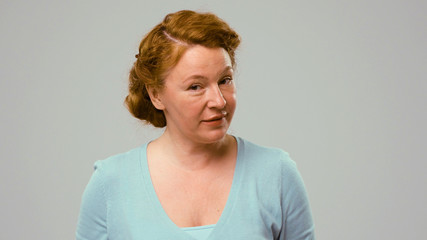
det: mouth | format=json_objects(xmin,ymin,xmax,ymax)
[{"xmin": 203, "ymin": 112, "xmax": 227, "ymax": 122}]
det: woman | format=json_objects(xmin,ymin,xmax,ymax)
[{"xmin": 77, "ymin": 10, "xmax": 315, "ymax": 240}]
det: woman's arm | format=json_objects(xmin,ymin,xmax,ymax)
[
  {"xmin": 280, "ymin": 156, "xmax": 315, "ymax": 240},
  {"xmin": 76, "ymin": 161, "xmax": 108, "ymax": 240}
]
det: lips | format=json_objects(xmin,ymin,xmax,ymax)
[{"xmin": 203, "ymin": 111, "xmax": 227, "ymax": 122}]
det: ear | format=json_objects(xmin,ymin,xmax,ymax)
[{"xmin": 146, "ymin": 85, "xmax": 165, "ymax": 110}]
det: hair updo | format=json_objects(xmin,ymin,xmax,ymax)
[{"xmin": 125, "ymin": 10, "xmax": 241, "ymax": 127}]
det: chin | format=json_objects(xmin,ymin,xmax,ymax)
[{"xmin": 197, "ymin": 129, "xmax": 229, "ymax": 144}]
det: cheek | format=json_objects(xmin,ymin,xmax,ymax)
[
  {"xmin": 225, "ymin": 92, "xmax": 237, "ymax": 111},
  {"xmin": 181, "ymin": 101, "xmax": 205, "ymax": 117},
  {"xmin": 225, "ymin": 89, "xmax": 236, "ymax": 104}
]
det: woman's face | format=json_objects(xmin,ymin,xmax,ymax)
[{"xmin": 153, "ymin": 45, "xmax": 236, "ymax": 144}]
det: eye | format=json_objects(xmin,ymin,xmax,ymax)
[
  {"xmin": 219, "ymin": 76, "xmax": 233, "ymax": 85},
  {"xmin": 188, "ymin": 84, "xmax": 202, "ymax": 91}
]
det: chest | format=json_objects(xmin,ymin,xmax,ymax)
[
  {"xmin": 151, "ymin": 168, "xmax": 234, "ymax": 227},
  {"xmin": 108, "ymin": 161, "xmax": 283, "ymax": 240}
]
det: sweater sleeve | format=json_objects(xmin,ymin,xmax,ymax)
[
  {"xmin": 76, "ymin": 161, "xmax": 108, "ymax": 240},
  {"xmin": 280, "ymin": 154, "xmax": 315, "ymax": 240}
]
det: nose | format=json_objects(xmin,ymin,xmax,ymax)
[{"xmin": 207, "ymin": 85, "xmax": 226, "ymax": 109}]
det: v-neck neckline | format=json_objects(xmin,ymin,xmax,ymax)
[{"xmin": 139, "ymin": 136, "xmax": 244, "ymax": 239}]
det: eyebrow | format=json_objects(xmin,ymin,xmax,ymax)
[{"xmin": 184, "ymin": 66, "xmax": 233, "ymax": 82}]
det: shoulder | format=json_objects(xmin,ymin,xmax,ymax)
[
  {"xmin": 236, "ymin": 137, "xmax": 306, "ymax": 190},
  {"xmin": 236, "ymin": 137, "xmax": 296, "ymax": 170},
  {"xmin": 93, "ymin": 144, "xmax": 147, "ymax": 180}
]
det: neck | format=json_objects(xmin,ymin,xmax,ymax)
[{"xmin": 150, "ymin": 130, "xmax": 235, "ymax": 171}]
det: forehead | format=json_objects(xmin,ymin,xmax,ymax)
[{"xmin": 171, "ymin": 46, "xmax": 232, "ymax": 77}]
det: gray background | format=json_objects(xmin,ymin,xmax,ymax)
[{"xmin": 1, "ymin": 0, "xmax": 426, "ymax": 239}]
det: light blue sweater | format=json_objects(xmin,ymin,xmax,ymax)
[{"xmin": 76, "ymin": 137, "xmax": 315, "ymax": 239}]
